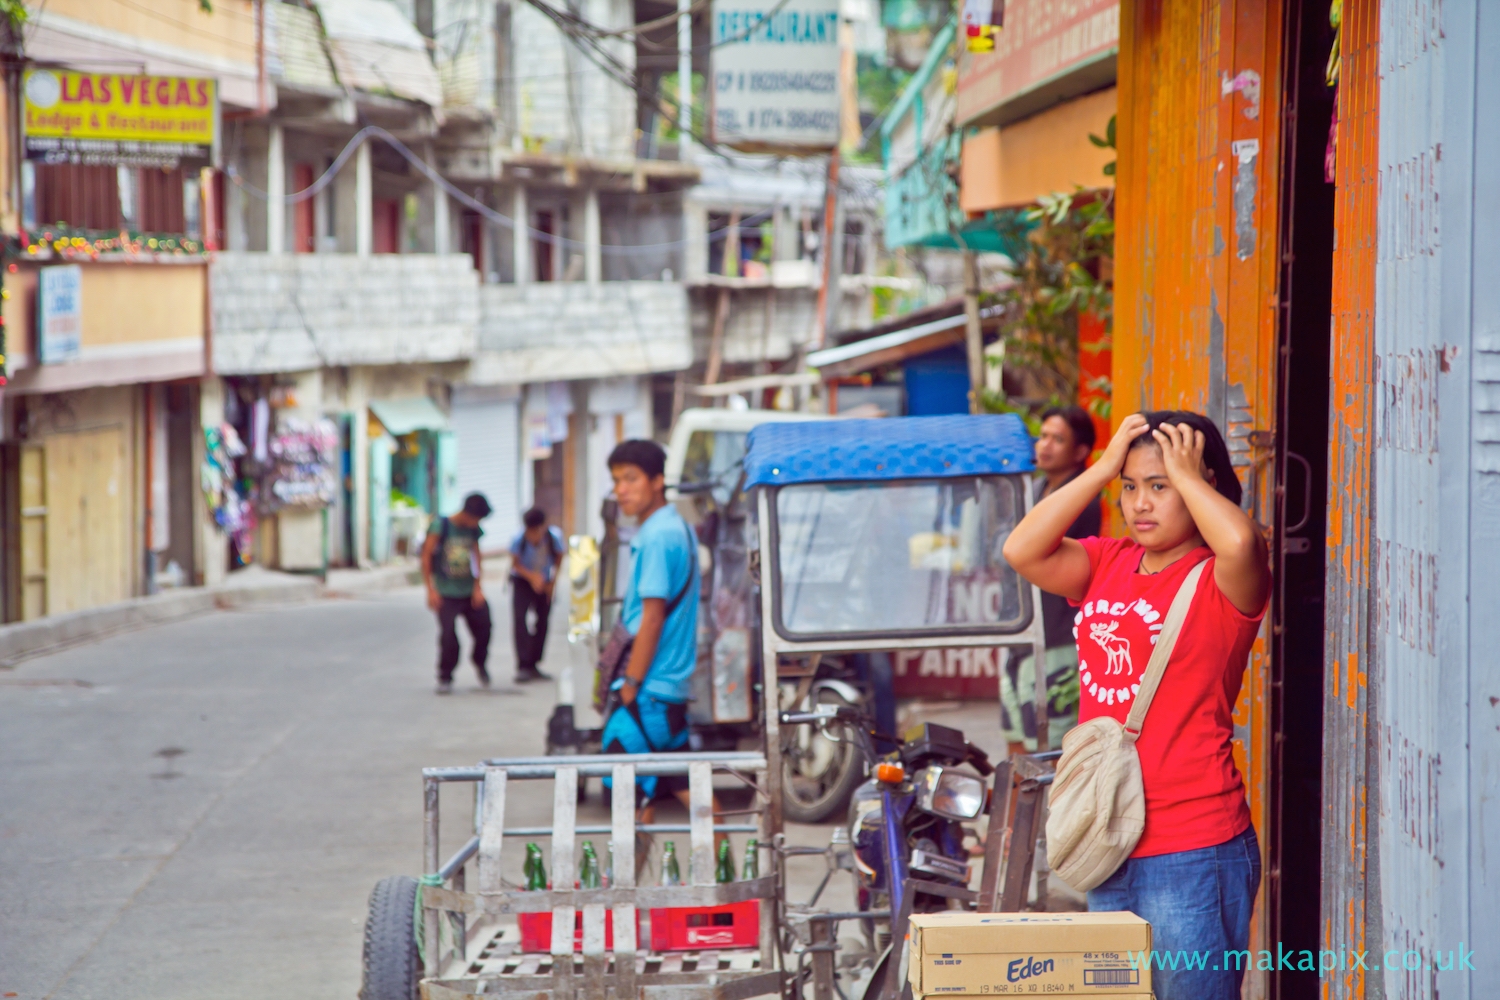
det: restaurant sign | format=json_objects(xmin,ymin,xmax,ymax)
[
  {"xmin": 711, "ymin": 0, "xmax": 841, "ymax": 150},
  {"xmin": 955, "ymin": 0, "xmax": 1117, "ymax": 126},
  {"xmin": 22, "ymin": 69, "xmax": 218, "ymax": 168}
]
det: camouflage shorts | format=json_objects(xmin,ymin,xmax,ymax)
[{"xmin": 998, "ymin": 645, "xmax": 1080, "ymax": 752}]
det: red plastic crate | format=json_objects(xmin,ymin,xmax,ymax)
[
  {"xmin": 517, "ymin": 910, "xmax": 640, "ymax": 953},
  {"xmin": 648, "ymin": 901, "xmax": 760, "ymax": 951}
]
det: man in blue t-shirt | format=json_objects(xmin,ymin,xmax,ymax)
[
  {"xmin": 509, "ymin": 507, "xmax": 566, "ymax": 683},
  {"xmin": 600, "ymin": 438, "xmax": 703, "ymax": 816}
]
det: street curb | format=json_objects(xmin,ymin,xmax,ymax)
[{"xmin": 0, "ymin": 576, "xmax": 324, "ymax": 666}]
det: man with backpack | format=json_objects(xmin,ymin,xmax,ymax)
[
  {"xmin": 509, "ymin": 507, "xmax": 565, "ymax": 683},
  {"xmin": 421, "ymin": 493, "xmax": 494, "ymax": 695}
]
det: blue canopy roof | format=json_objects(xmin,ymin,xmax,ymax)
[{"xmin": 743, "ymin": 414, "xmax": 1035, "ymax": 488}]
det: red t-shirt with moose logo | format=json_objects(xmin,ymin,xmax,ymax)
[{"xmin": 1073, "ymin": 536, "xmax": 1264, "ymax": 858}]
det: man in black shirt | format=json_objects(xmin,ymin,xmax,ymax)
[{"xmin": 1001, "ymin": 406, "xmax": 1100, "ymax": 754}]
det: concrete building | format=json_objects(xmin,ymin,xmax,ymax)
[{"xmin": 0, "ymin": 0, "xmax": 261, "ymax": 619}]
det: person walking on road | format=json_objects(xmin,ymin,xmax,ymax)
[
  {"xmin": 1000, "ymin": 405, "xmax": 1099, "ymax": 755},
  {"xmin": 1003, "ymin": 411, "xmax": 1270, "ymax": 1000},
  {"xmin": 510, "ymin": 507, "xmax": 565, "ymax": 683},
  {"xmin": 422, "ymin": 493, "xmax": 494, "ymax": 695}
]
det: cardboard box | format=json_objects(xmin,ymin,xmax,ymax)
[{"xmin": 907, "ymin": 911, "xmax": 1151, "ymax": 996}]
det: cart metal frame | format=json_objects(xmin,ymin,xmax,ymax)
[{"xmin": 415, "ymin": 751, "xmax": 781, "ymax": 999}]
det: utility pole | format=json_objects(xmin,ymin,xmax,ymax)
[
  {"xmin": 677, "ymin": 0, "xmax": 693, "ymax": 154},
  {"xmin": 964, "ymin": 250, "xmax": 985, "ymax": 413},
  {"xmin": 812, "ymin": 152, "xmax": 842, "ymax": 351}
]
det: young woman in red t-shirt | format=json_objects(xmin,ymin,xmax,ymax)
[{"xmin": 1002, "ymin": 411, "xmax": 1270, "ymax": 1000}]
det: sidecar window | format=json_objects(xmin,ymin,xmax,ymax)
[{"xmin": 771, "ymin": 476, "xmax": 1033, "ymax": 640}]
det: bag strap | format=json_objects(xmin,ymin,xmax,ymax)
[
  {"xmin": 1122, "ymin": 559, "xmax": 1208, "ymax": 743},
  {"xmin": 663, "ymin": 521, "xmax": 699, "ymax": 616},
  {"xmin": 429, "ymin": 517, "xmax": 450, "ymax": 574}
]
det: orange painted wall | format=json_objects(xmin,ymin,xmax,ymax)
[
  {"xmin": 1114, "ymin": 1, "xmax": 1284, "ymax": 991},
  {"xmin": 1320, "ymin": 0, "xmax": 1379, "ymax": 996}
]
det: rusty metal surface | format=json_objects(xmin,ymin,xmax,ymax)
[
  {"xmin": 1321, "ymin": 0, "xmax": 1380, "ymax": 996},
  {"xmin": 1114, "ymin": 2, "xmax": 1283, "ymax": 992}
]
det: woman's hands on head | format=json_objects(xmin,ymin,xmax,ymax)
[
  {"xmin": 1098, "ymin": 413, "xmax": 1150, "ymax": 478},
  {"xmin": 1151, "ymin": 421, "xmax": 1212, "ymax": 490}
]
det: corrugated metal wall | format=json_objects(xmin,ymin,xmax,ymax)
[
  {"xmin": 1324, "ymin": 0, "xmax": 1499, "ymax": 995},
  {"xmin": 1371, "ymin": 0, "xmax": 1444, "ymax": 994},
  {"xmin": 1321, "ymin": 0, "xmax": 1381, "ymax": 995},
  {"xmin": 1114, "ymin": 3, "xmax": 1283, "ymax": 990}
]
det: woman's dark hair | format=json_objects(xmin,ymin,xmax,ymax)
[
  {"xmin": 1040, "ymin": 404, "xmax": 1097, "ymax": 453},
  {"xmin": 607, "ymin": 438, "xmax": 667, "ymax": 479},
  {"xmin": 1127, "ymin": 410, "xmax": 1242, "ymax": 506},
  {"xmin": 523, "ymin": 506, "xmax": 547, "ymax": 529}
]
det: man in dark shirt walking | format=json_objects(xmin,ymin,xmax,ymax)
[
  {"xmin": 422, "ymin": 493, "xmax": 493, "ymax": 695},
  {"xmin": 1001, "ymin": 406, "xmax": 1100, "ymax": 753}
]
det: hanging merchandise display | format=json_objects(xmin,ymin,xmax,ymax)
[
  {"xmin": 263, "ymin": 417, "xmax": 340, "ymax": 510},
  {"xmin": 202, "ymin": 423, "xmax": 257, "ymax": 562}
]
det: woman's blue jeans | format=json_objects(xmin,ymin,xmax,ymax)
[{"xmin": 1086, "ymin": 824, "xmax": 1261, "ymax": 1000}]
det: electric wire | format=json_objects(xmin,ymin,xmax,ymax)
[{"xmin": 224, "ymin": 124, "xmax": 774, "ymax": 254}]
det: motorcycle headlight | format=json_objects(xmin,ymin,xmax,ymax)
[{"xmin": 914, "ymin": 766, "xmax": 985, "ymax": 821}]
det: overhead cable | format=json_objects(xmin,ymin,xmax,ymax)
[{"xmin": 225, "ymin": 124, "xmax": 773, "ymax": 255}]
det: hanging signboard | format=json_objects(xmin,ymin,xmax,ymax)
[
  {"xmin": 38, "ymin": 265, "xmax": 83, "ymax": 364},
  {"xmin": 710, "ymin": 0, "xmax": 842, "ymax": 151},
  {"xmin": 21, "ymin": 69, "xmax": 218, "ymax": 168},
  {"xmin": 955, "ymin": 0, "xmax": 1118, "ymax": 127}
]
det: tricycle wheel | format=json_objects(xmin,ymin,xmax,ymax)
[{"xmin": 360, "ymin": 875, "xmax": 422, "ymax": 1000}]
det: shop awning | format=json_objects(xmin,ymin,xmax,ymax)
[
  {"xmin": 807, "ymin": 304, "xmax": 1005, "ymax": 379},
  {"xmin": 369, "ymin": 397, "xmax": 449, "ymax": 436}
]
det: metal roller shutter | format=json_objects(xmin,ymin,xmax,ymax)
[{"xmin": 449, "ymin": 387, "xmax": 521, "ymax": 550}]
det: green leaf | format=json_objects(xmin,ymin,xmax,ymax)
[
  {"xmin": 1088, "ymin": 133, "xmax": 1109, "ymax": 148},
  {"xmin": 1102, "ymin": 161, "xmax": 1116, "ymax": 177},
  {"xmin": 1105, "ymin": 114, "xmax": 1116, "ymax": 148}
]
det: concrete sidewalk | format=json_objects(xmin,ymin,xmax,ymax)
[{"xmin": 0, "ymin": 561, "xmax": 436, "ymax": 667}]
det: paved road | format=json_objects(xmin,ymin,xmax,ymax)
[{"xmin": 0, "ymin": 581, "xmax": 1028, "ymax": 999}]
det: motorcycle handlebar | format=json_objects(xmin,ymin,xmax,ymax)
[{"xmin": 779, "ymin": 706, "xmax": 864, "ymax": 726}]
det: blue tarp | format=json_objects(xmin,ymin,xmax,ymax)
[{"xmin": 743, "ymin": 414, "xmax": 1035, "ymax": 488}]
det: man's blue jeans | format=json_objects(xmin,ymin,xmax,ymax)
[{"xmin": 1086, "ymin": 824, "xmax": 1261, "ymax": 1000}]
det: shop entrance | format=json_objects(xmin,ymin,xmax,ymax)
[{"xmin": 1270, "ymin": 1, "xmax": 1338, "ymax": 995}]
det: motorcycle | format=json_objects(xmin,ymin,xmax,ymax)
[{"xmin": 781, "ymin": 707, "xmax": 993, "ymax": 998}]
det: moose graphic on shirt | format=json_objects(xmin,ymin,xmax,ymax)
[
  {"xmin": 1088, "ymin": 620, "xmax": 1135, "ymax": 676},
  {"xmin": 1075, "ymin": 596, "xmax": 1165, "ymax": 706}
]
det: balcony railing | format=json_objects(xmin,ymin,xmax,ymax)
[
  {"xmin": 468, "ymin": 281, "xmax": 692, "ymax": 383},
  {"xmin": 210, "ymin": 253, "xmax": 480, "ymax": 374}
]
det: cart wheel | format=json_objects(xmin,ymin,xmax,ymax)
[
  {"xmin": 360, "ymin": 875, "xmax": 421, "ymax": 1000},
  {"xmin": 782, "ymin": 686, "xmax": 867, "ymax": 824}
]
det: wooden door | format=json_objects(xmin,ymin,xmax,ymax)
[
  {"xmin": 1114, "ymin": 1, "xmax": 1285, "ymax": 992},
  {"xmin": 19, "ymin": 445, "xmax": 47, "ymax": 621},
  {"xmin": 44, "ymin": 427, "xmax": 128, "ymax": 615}
]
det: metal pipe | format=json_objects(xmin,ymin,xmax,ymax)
[
  {"xmin": 439, "ymin": 835, "xmax": 480, "ymax": 881},
  {"xmin": 500, "ymin": 823, "xmax": 759, "ymax": 837}
]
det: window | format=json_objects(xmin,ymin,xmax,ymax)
[
  {"xmin": 31, "ymin": 163, "xmax": 194, "ymax": 233},
  {"xmin": 772, "ymin": 476, "xmax": 1031, "ymax": 640}
]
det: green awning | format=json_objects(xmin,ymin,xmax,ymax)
[{"xmin": 369, "ymin": 397, "xmax": 448, "ymax": 436}]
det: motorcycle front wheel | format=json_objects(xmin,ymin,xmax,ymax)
[{"xmin": 781, "ymin": 684, "xmax": 867, "ymax": 823}]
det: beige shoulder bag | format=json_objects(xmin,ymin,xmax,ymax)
[{"xmin": 1044, "ymin": 560, "xmax": 1208, "ymax": 892}]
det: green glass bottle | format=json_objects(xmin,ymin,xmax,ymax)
[
  {"xmin": 660, "ymin": 841, "xmax": 682, "ymax": 886},
  {"xmin": 715, "ymin": 839, "xmax": 735, "ymax": 883},
  {"xmin": 526, "ymin": 843, "xmax": 548, "ymax": 891},
  {"xmin": 579, "ymin": 841, "xmax": 601, "ymax": 889},
  {"xmin": 741, "ymin": 838, "xmax": 759, "ymax": 880}
]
